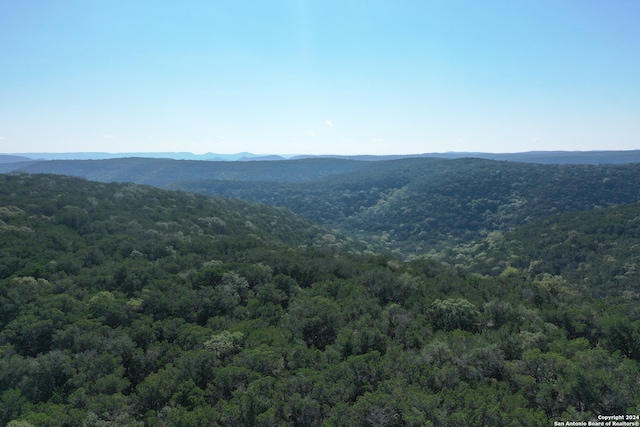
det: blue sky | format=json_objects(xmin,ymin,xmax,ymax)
[{"xmin": 1, "ymin": 1, "xmax": 639, "ymax": 155}]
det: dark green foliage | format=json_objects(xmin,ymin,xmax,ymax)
[
  {"xmin": 1, "ymin": 173, "xmax": 639, "ymax": 426},
  {"xmin": 429, "ymin": 298, "xmax": 481, "ymax": 333},
  {"xmin": 170, "ymin": 158, "xmax": 640, "ymax": 256},
  {"xmin": 11, "ymin": 157, "xmax": 371, "ymax": 186},
  {"xmin": 10, "ymin": 157, "xmax": 640, "ymax": 259},
  {"xmin": 287, "ymin": 295, "xmax": 341, "ymax": 350}
]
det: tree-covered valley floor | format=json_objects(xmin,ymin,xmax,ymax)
[{"xmin": 1, "ymin": 173, "xmax": 640, "ymax": 426}]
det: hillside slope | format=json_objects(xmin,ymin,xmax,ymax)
[
  {"xmin": 172, "ymin": 158, "xmax": 640, "ymax": 256},
  {"xmin": 5, "ymin": 157, "xmax": 640, "ymax": 260},
  {"xmin": 447, "ymin": 201, "xmax": 640, "ymax": 297},
  {"xmin": 0, "ymin": 173, "xmax": 363, "ymax": 286},
  {"xmin": 5, "ymin": 157, "xmax": 371, "ymax": 186},
  {"xmin": 1, "ymin": 174, "xmax": 640, "ymax": 425}
]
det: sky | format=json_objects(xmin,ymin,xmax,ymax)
[{"xmin": 1, "ymin": 1, "xmax": 639, "ymax": 156}]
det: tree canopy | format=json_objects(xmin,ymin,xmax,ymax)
[{"xmin": 1, "ymin": 173, "xmax": 639, "ymax": 426}]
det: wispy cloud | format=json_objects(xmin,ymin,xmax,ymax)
[
  {"xmin": 324, "ymin": 119, "xmax": 334, "ymax": 128},
  {"xmin": 372, "ymin": 138, "xmax": 384, "ymax": 143}
]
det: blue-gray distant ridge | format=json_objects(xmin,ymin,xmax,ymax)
[{"xmin": 4, "ymin": 150, "xmax": 640, "ymax": 164}]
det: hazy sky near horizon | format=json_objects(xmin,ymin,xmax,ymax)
[{"xmin": 1, "ymin": 1, "xmax": 639, "ymax": 155}]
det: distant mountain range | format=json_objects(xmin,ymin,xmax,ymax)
[
  {"xmin": 3, "ymin": 149, "xmax": 640, "ymax": 164},
  {"xmin": 0, "ymin": 152, "xmax": 288, "ymax": 162}
]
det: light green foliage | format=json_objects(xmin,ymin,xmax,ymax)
[
  {"xmin": 7, "ymin": 421, "xmax": 36, "ymax": 427},
  {"xmin": 500, "ymin": 266, "xmax": 520, "ymax": 278},
  {"xmin": 204, "ymin": 330, "xmax": 244, "ymax": 359}
]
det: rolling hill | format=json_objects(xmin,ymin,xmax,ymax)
[
  {"xmin": 2, "ymin": 157, "xmax": 371, "ymax": 186},
  {"xmin": 170, "ymin": 158, "xmax": 640, "ymax": 257},
  {"xmin": 446, "ymin": 200, "xmax": 640, "ymax": 297},
  {"xmin": 2, "ymin": 173, "xmax": 640, "ymax": 425},
  {"xmin": 4, "ymin": 156, "xmax": 640, "ymax": 259}
]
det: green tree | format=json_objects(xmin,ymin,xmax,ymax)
[
  {"xmin": 287, "ymin": 296, "xmax": 341, "ymax": 350},
  {"xmin": 429, "ymin": 298, "xmax": 480, "ymax": 333}
]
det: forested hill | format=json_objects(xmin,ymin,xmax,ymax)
[
  {"xmin": 171, "ymin": 158, "xmax": 640, "ymax": 256},
  {"xmin": 2, "ymin": 157, "xmax": 372, "ymax": 186},
  {"xmin": 3, "ymin": 173, "xmax": 640, "ymax": 425},
  {"xmin": 0, "ymin": 173, "xmax": 346, "ymax": 257},
  {"xmin": 447, "ymin": 200, "xmax": 640, "ymax": 298},
  {"xmin": 4, "ymin": 157, "xmax": 640, "ymax": 258}
]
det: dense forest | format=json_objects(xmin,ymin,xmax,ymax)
[
  {"xmin": 10, "ymin": 153, "xmax": 640, "ymax": 259},
  {"xmin": 0, "ymin": 158, "xmax": 372, "ymax": 186},
  {"xmin": 6, "ymin": 157, "xmax": 640, "ymax": 259},
  {"xmin": 444, "ymin": 201, "xmax": 640, "ymax": 298},
  {"xmin": 1, "ymin": 173, "xmax": 640, "ymax": 426},
  {"xmin": 170, "ymin": 159, "xmax": 640, "ymax": 256}
]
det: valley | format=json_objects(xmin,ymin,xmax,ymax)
[{"xmin": 1, "ymin": 155, "xmax": 640, "ymax": 426}]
